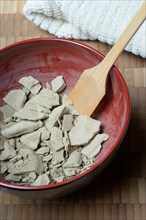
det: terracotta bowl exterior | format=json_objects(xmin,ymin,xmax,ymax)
[{"xmin": 0, "ymin": 38, "xmax": 130, "ymax": 199}]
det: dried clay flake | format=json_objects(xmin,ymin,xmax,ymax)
[
  {"xmin": 1, "ymin": 120, "xmax": 43, "ymax": 138},
  {"xmin": 3, "ymin": 89, "xmax": 27, "ymax": 111},
  {"xmin": 31, "ymin": 174, "xmax": 50, "ymax": 186},
  {"xmin": 51, "ymin": 76, "xmax": 66, "ymax": 92},
  {"xmin": 81, "ymin": 134, "xmax": 109, "ymax": 158},
  {"xmin": 19, "ymin": 76, "xmax": 42, "ymax": 95},
  {"xmin": 69, "ymin": 115, "xmax": 101, "ymax": 146}
]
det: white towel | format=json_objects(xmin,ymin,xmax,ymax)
[{"xmin": 23, "ymin": 0, "xmax": 146, "ymax": 58}]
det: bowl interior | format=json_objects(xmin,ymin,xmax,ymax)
[{"xmin": 0, "ymin": 38, "xmax": 130, "ymax": 187}]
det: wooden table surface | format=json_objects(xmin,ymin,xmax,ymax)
[{"xmin": 0, "ymin": 1, "xmax": 146, "ymax": 220}]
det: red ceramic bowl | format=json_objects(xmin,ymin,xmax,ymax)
[{"xmin": 0, "ymin": 38, "xmax": 130, "ymax": 199}]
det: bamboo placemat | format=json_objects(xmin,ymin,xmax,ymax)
[{"xmin": 0, "ymin": 1, "xmax": 146, "ymax": 220}]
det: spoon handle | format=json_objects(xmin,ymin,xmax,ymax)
[{"xmin": 93, "ymin": 1, "xmax": 146, "ymax": 78}]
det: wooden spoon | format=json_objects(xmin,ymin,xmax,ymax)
[{"xmin": 68, "ymin": 2, "xmax": 146, "ymax": 116}]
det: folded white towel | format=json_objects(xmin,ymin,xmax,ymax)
[{"xmin": 23, "ymin": 0, "xmax": 146, "ymax": 58}]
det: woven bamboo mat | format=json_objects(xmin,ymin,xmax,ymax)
[{"xmin": 0, "ymin": 1, "xmax": 146, "ymax": 220}]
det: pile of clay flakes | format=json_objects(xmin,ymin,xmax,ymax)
[{"xmin": 0, "ymin": 75, "xmax": 109, "ymax": 186}]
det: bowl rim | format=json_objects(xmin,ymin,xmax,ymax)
[{"xmin": 0, "ymin": 37, "xmax": 131, "ymax": 190}]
